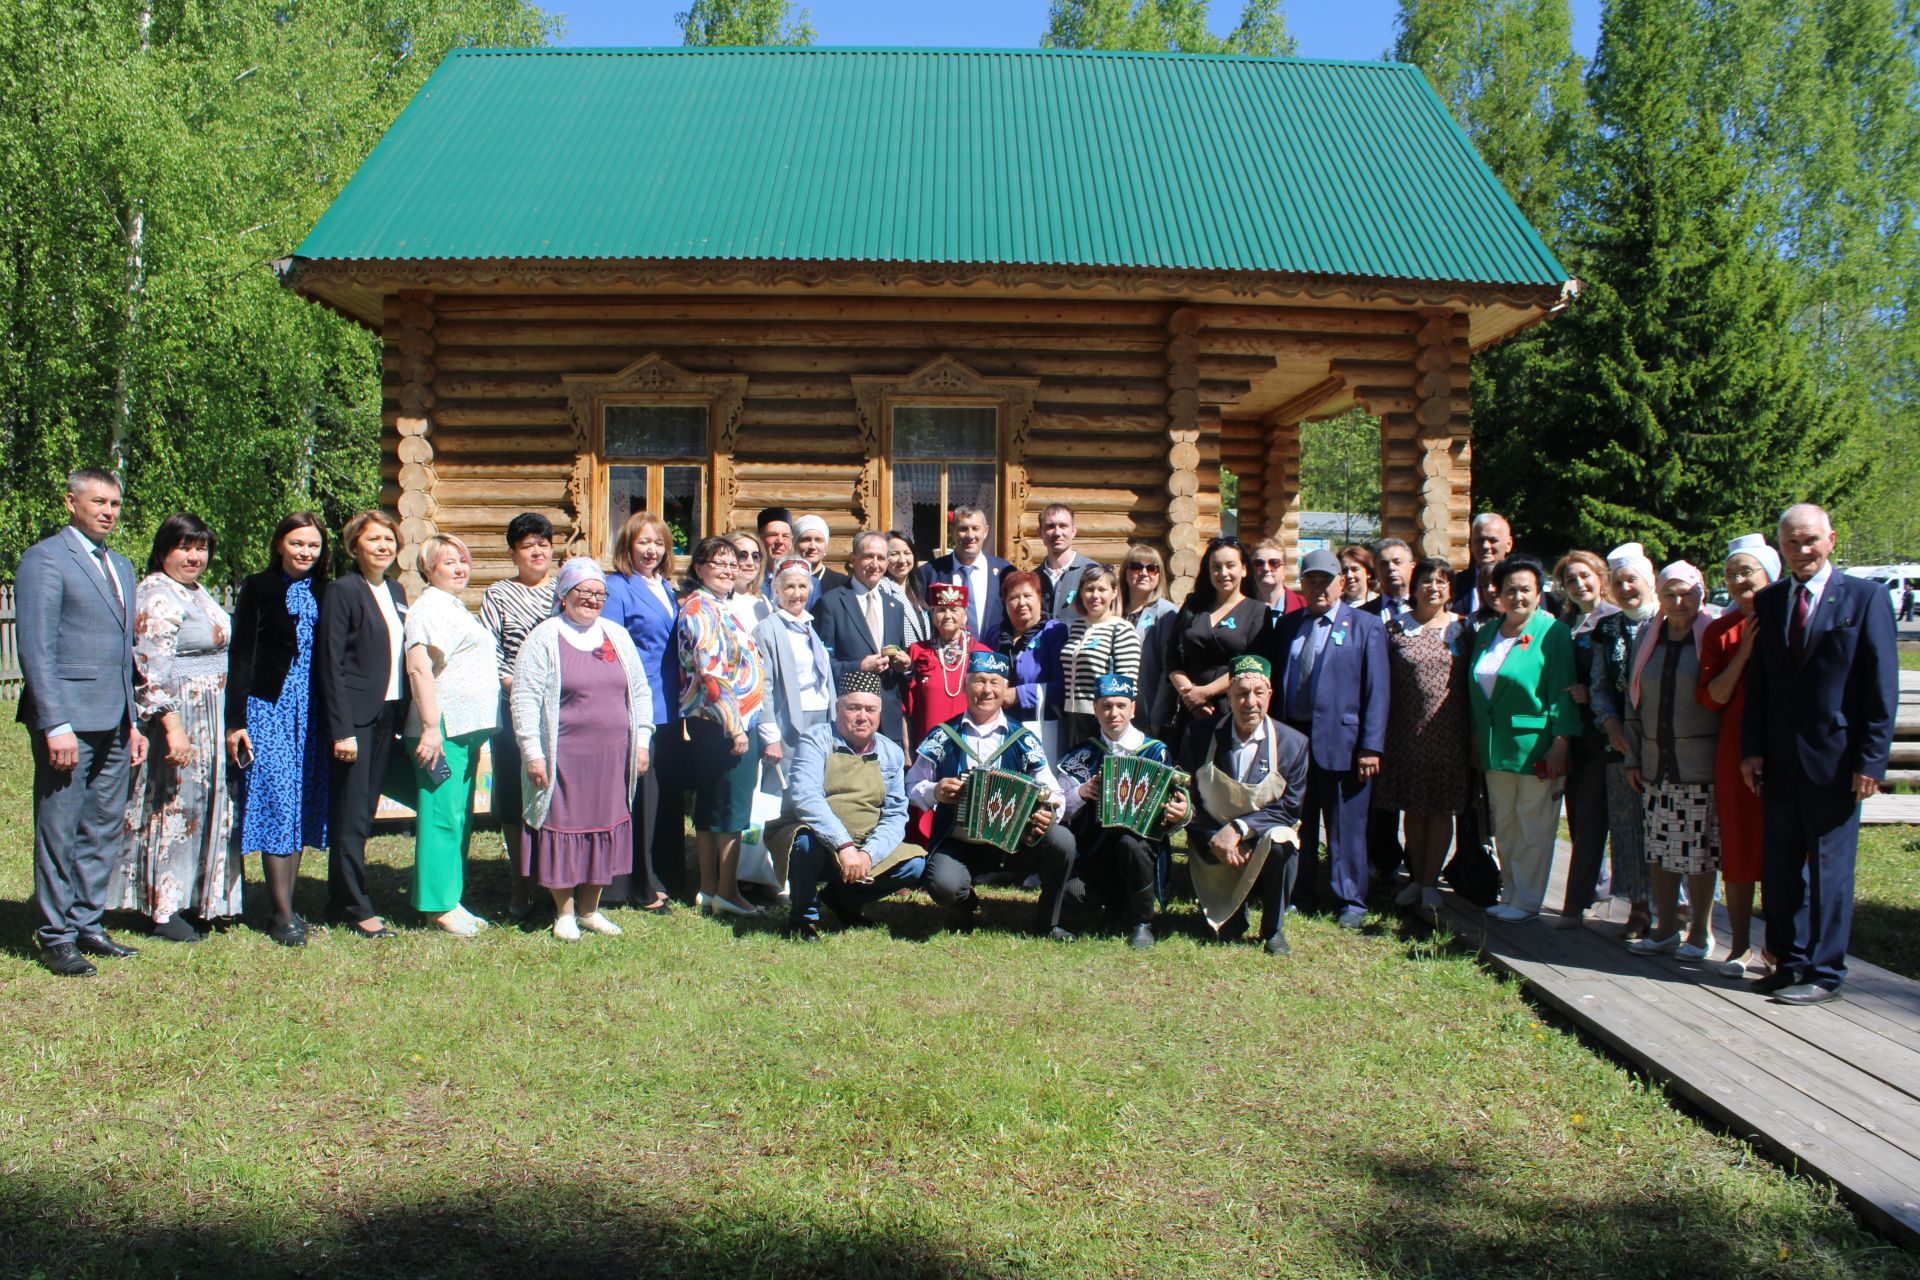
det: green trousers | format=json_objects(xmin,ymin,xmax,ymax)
[{"xmin": 409, "ymin": 727, "xmax": 487, "ymax": 914}]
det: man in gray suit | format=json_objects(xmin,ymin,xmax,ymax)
[{"xmin": 15, "ymin": 468, "xmax": 147, "ymax": 976}]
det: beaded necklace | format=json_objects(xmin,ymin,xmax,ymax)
[{"xmin": 937, "ymin": 632, "xmax": 970, "ymax": 699}]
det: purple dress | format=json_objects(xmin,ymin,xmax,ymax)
[{"xmin": 520, "ymin": 641, "xmax": 634, "ymax": 888}]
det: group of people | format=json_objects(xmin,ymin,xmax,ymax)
[{"xmin": 15, "ymin": 471, "xmax": 1899, "ymax": 1006}]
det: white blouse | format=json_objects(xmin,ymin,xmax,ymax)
[{"xmin": 403, "ymin": 586, "xmax": 500, "ymax": 739}]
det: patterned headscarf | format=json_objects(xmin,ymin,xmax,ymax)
[{"xmin": 1628, "ymin": 560, "xmax": 1719, "ymax": 707}]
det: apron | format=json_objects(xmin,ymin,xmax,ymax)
[
  {"xmin": 763, "ymin": 750, "xmax": 925, "ymax": 883},
  {"xmin": 1189, "ymin": 728, "xmax": 1299, "ymax": 931}
]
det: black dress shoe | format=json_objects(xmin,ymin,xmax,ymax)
[
  {"xmin": 1264, "ymin": 931, "xmax": 1292, "ymax": 957},
  {"xmin": 267, "ymin": 918, "xmax": 308, "ymax": 949},
  {"xmin": 39, "ymin": 943, "xmax": 96, "ymax": 977},
  {"xmin": 152, "ymin": 916, "xmax": 202, "ymax": 943},
  {"xmin": 1751, "ymin": 968, "xmax": 1801, "ymax": 995},
  {"xmin": 950, "ymin": 894, "xmax": 977, "ymax": 935},
  {"xmin": 1127, "ymin": 924, "xmax": 1156, "ymax": 950},
  {"xmin": 821, "ymin": 883, "xmax": 873, "ymax": 929},
  {"xmin": 75, "ymin": 931, "xmax": 138, "ymax": 959},
  {"xmin": 336, "ymin": 918, "xmax": 397, "ymax": 939},
  {"xmin": 1773, "ymin": 982, "xmax": 1843, "ymax": 1006}
]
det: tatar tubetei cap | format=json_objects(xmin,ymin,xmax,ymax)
[
  {"xmin": 1094, "ymin": 673, "xmax": 1137, "ymax": 700},
  {"xmin": 1298, "ymin": 549, "xmax": 1341, "ymax": 578},
  {"xmin": 968, "ymin": 651, "xmax": 1012, "ymax": 678},
  {"xmin": 836, "ymin": 669, "xmax": 883, "ymax": 697},
  {"xmin": 1229, "ymin": 654, "xmax": 1272, "ymax": 680}
]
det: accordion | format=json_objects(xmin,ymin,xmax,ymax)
[
  {"xmin": 1099, "ymin": 753, "xmax": 1189, "ymax": 838},
  {"xmin": 953, "ymin": 767, "xmax": 1047, "ymax": 853}
]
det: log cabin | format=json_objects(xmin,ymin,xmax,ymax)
[{"xmin": 280, "ymin": 46, "xmax": 1573, "ymax": 599}]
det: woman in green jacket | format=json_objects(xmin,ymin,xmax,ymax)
[{"xmin": 1469, "ymin": 554, "xmax": 1580, "ymax": 922}]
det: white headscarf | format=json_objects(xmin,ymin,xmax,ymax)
[
  {"xmin": 1724, "ymin": 532, "xmax": 1782, "ymax": 582},
  {"xmin": 1606, "ymin": 541, "xmax": 1658, "ymax": 623}
]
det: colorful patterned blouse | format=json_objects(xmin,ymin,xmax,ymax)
[{"xmin": 677, "ymin": 586, "xmax": 765, "ymax": 737}]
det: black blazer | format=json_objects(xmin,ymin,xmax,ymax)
[
  {"xmin": 226, "ymin": 569, "xmax": 327, "ymax": 728},
  {"xmin": 316, "ymin": 574, "xmax": 410, "ymax": 738},
  {"xmin": 814, "ymin": 581, "xmax": 909, "ymax": 742}
]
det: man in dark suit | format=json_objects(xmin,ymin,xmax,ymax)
[
  {"xmin": 918, "ymin": 503, "xmax": 1014, "ymax": 647},
  {"xmin": 1178, "ymin": 655, "xmax": 1310, "ymax": 955},
  {"xmin": 15, "ymin": 467, "xmax": 148, "ymax": 975},
  {"xmin": 1036, "ymin": 502, "xmax": 1100, "ymax": 618},
  {"xmin": 1260, "ymin": 548, "xmax": 1390, "ymax": 928},
  {"xmin": 1360, "ymin": 537, "xmax": 1416, "ymax": 881},
  {"xmin": 1741, "ymin": 503, "xmax": 1899, "ymax": 1005},
  {"xmin": 815, "ymin": 531, "xmax": 911, "ymax": 745},
  {"xmin": 794, "ymin": 513, "xmax": 850, "ymax": 599}
]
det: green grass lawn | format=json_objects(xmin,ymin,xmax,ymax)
[
  {"xmin": 1856, "ymin": 826, "xmax": 1920, "ymax": 980},
  {"xmin": 1899, "ymin": 647, "xmax": 1920, "ymax": 672},
  {"xmin": 1, "ymin": 721, "xmax": 1915, "ymax": 1279}
]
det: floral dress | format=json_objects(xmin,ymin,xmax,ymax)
[
  {"xmin": 238, "ymin": 575, "xmax": 328, "ymax": 855},
  {"xmin": 112, "ymin": 574, "xmax": 244, "ymax": 922}
]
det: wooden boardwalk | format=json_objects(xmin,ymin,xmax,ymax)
[{"xmin": 1442, "ymin": 850, "xmax": 1920, "ymax": 1248}]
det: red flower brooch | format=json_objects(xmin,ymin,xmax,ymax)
[{"xmin": 1517, "ymin": 634, "xmax": 1534, "ymax": 649}]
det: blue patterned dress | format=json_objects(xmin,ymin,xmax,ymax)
[{"xmin": 238, "ymin": 576, "xmax": 329, "ymax": 854}]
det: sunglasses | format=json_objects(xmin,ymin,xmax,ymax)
[
  {"xmin": 736, "ymin": 550, "xmax": 762, "ymax": 561},
  {"xmin": 1252, "ymin": 558, "xmax": 1284, "ymax": 569},
  {"xmin": 1126, "ymin": 563, "xmax": 1160, "ymax": 574}
]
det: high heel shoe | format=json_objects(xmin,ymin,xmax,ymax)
[{"xmin": 709, "ymin": 895, "xmax": 762, "ymax": 918}]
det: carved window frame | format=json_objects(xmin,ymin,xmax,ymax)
[
  {"xmin": 562, "ymin": 355, "xmax": 747, "ymax": 560},
  {"xmin": 851, "ymin": 356, "xmax": 1040, "ymax": 564}
]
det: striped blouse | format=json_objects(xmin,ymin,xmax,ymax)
[
  {"xmin": 479, "ymin": 576, "xmax": 556, "ymax": 680},
  {"xmin": 1061, "ymin": 614, "xmax": 1143, "ymax": 717},
  {"xmin": 677, "ymin": 586, "xmax": 766, "ymax": 737}
]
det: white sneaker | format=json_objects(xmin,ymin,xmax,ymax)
[
  {"xmin": 1393, "ymin": 881, "xmax": 1423, "ymax": 907},
  {"xmin": 1485, "ymin": 904, "xmax": 1535, "ymax": 922},
  {"xmin": 553, "ymin": 914, "xmax": 581, "ymax": 941},
  {"xmin": 579, "ymin": 911, "xmax": 623, "ymax": 937}
]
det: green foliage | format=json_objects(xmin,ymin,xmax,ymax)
[
  {"xmin": 1042, "ymin": 0, "xmax": 1296, "ymax": 55},
  {"xmin": 0, "ymin": 0, "xmax": 558, "ymax": 579},
  {"xmin": 677, "ymin": 0, "xmax": 816, "ymax": 46},
  {"xmin": 1400, "ymin": 0, "xmax": 1918, "ymax": 564},
  {"xmin": 1299, "ymin": 410, "xmax": 1383, "ymax": 520}
]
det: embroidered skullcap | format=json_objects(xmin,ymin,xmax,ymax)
[
  {"xmin": 928, "ymin": 581, "xmax": 969, "ymax": 608},
  {"xmin": 968, "ymin": 651, "xmax": 1012, "ymax": 678},
  {"xmin": 1725, "ymin": 533, "xmax": 1781, "ymax": 581},
  {"xmin": 1605, "ymin": 540, "xmax": 1655, "ymax": 585},
  {"xmin": 551, "ymin": 557, "xmax": 606, "ymax": 612},
  {"xmin": 836, "ymin": 668, "xmax": 883, "ymax": 698},
  {"xmin": 1095, "ymin": 673, "xmax": 1138, "ymax": 701},
  {"xmin": 793, "ymin": 514, "xmax": 830, "ymax": 540},
  {"xmin": 1229, "ymin": 654, "xmax": 1272, "ymax": 681}
]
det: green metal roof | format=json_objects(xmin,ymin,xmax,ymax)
[{"xmin": 292, "ymin": 47, "xmax": 1569, "ymax": 289}]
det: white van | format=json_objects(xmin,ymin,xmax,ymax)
[{"xmin": 1844, "ymin": 564, "xmax": 1920, "ymax": 616}]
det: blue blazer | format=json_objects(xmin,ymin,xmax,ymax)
[
  {"xmin": 1741, "ymin": 571, "xmax": 1899, "ymax": 787},
  {"xmin": 919, "ymin": 552, "xmax": 1015, "ymax": 648},
  {"xmin": 603, "ymin": 571, "xmax": 678, "ymax": 726},
  {"xmin": 1259, "ymin": 602, "xmax": 1390, "ymax": 773},
  {"xmin": 813, "ymin": 582, "xmax": 910, "ymax": 742},
  {"xmin": 13, "ymin": 528, "xmax": 137, "ymax": 734}
]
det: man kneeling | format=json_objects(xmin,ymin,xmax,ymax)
[
  {"xmin": 1177, "ymin": 655, "xmax": 1309, "ymax": 954},
  {"xmin": 770, "ymin": 671, "xmax": 926, "ymax": 942},
  {"xmin": 1057, "ymin": 673, "xmax": 1190, "ymax": 949},
  {"xmin": 908, "ymin": 652, "xmax": 1075, "ymax": 939}
]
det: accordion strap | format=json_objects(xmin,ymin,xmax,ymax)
[{"xmin": 939, "ymin": 721, "xmax": 1029, "ymax": 771}]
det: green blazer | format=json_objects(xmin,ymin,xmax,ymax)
[{"xmin": 1468, "ymin": 610, "xmax": 1580, "ymax": 774}]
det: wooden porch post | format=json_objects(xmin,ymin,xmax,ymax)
[
  {"xmin": 384, "ymin": 290, "xmax": 438, "ymax": 598},
  {"xmin": 1165, "ymin": 307, "xmax": 1204, "ymax": 599},
  {"xmin": 1369, "ymin": 310, "xmax": 1470, "ymax": 560}
]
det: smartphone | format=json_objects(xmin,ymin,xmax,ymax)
[
  {"xmin": 233, "ymin": 740, "xmax": 254, "ymax": 771},
  {"xmin": 427, "ymin": 755, "xmax": 453, "ymax": 786}
]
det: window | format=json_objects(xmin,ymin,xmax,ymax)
[
  {"xmin": 603, "ymin": 404, "xmax": 708, "ymax": 555},
  {"xmin": 891, "ymin": 406, "xmax": 998, "ymax": 556}
]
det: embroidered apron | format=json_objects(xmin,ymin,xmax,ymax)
[{"xmin": 1189, "ymin": 731, "xmax": 1299, "ymax": 931}]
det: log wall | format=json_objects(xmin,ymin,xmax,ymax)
[{"xmin": 376, "ymin": 292, "xmax": 1469, "ymax": 588}]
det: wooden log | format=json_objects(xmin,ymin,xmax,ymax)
[
  {"xmin": 397, "ymin": 490, "xmax": 436, "ymax": 520},
  {"xmin": 429, "ymin": 404, "xmax": 571, "ymax": 429},
  {"xmin": 1192, "ymin": 305, "xmax": 1424, "ymax": 335},
  {"xmin": 431, "ymin": 374, "xmax": 568, "ymax": 400},
  {"xmin": 1199, "ymin": 331, "xmax": 1420, "ymax": 362},
  {"xmin": 417, "ymin": 430, "xmax": 574, "ymax": 457},
  {"xmin": 397, "ymin": 436, "xmax": 435, "ymax": 465},
  {"xmin": 432, "ymin": 319, "xmax": 1175, "ymax": 354},
  {"xmin": 737, "ymin": 403, "xmax": 860, "ymax": 429},
  {"xmin": 399, "ymin": 516, "xmax": 436, "ymax": 544},
  {"xmin": 428, "ymin": 294, "xmax": 1175, "ymax": 327}
]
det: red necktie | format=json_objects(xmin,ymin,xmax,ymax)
[{"xmin": 1789, "ymin": 583, "xmax": 1809, "ymax": 663}]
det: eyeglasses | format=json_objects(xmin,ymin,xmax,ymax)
[
  {"xmin": 571, "ymin": 590, "xmax": 608, "ymax": 603},
  {"xmin": 1126, "ymin": 563, "xmax": 1160, "ymax": 575},
  {"xmin": 1252, "ymin": 558, "xmax": 1284, "ymax": 569},
  {"xmin": 737, "ymin": 550, "xmax": 762, "ymax": 562}
]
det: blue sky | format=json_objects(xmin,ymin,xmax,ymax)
[{"xmin": 549, "ymin": 0, "xmax": 1603, "ymax": 63}]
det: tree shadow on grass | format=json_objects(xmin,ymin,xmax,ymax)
[
  {"xmin": 1851, "ymin": 897, "xmax": 1920, "ymax": 982},
  {"xmin": 0, "ymin": 1169, "xmax": 1016, "ymax": 1280},
  {"xmin": 1329, "ymin": 1151, "xmax": 1907, "ymax": 1280}
]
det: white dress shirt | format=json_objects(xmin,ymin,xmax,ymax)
[
  {"xmin": 1787, "ymin": 561, "xmax": 1835, "ymax": 644},
  {"xmin": 951, "ymin": 556, "xmax": 986, "ymax": 633},
  {"xmin": 906, "ymin": 710, "xmax": 1065, "ymax": 815},
  {"xmin": 368, "ymin": 576, "xmax": 406, "ymax": 701}
]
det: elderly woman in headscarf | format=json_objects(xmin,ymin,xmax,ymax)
[
  {"xmin": 1623, "ymin": 561, "xmax": 1723, "ymax": 960},
  {"xmin": 1696, "ymin": 534, "xmax": 1780, "ymax": 977},
  {"xmin": 510, "ymin": 557, "xmax": 655, "ymax": 941},
  {"xmin": 1587, "ymin": 542, "xmax": 1659, "ymax": 938}
]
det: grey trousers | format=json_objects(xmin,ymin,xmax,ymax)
[
  {"xmin": 923, "ymin": 822, "xmax": 1076, "ymax": 931},
  {"xmin": 32, "ymin": 726, "xmax": 132, "ymax": 947},
  {"xmin": 1603, "ymin": 760, "xmax": 1650, "ymax": 905}
]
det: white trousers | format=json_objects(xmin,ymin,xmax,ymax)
[{"xmin": 1486, "ymin": 769, "xmax": 1563, "ymax": 914}]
